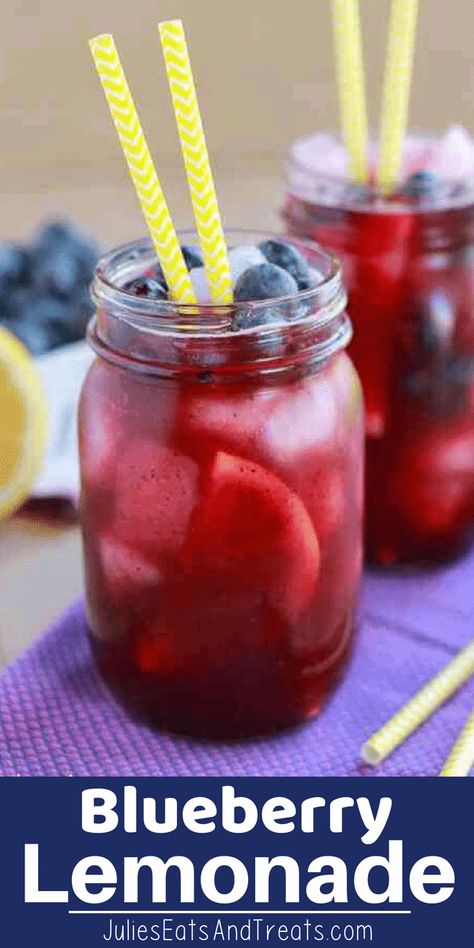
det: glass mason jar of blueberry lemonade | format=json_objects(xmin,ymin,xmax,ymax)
[
  {"xmin": 284, "ymin": 131, "xmax": 474, "ymax": 566},
  {"xmin": 79, "ymin": 231, "xmax": 363, "ymax": 739}
]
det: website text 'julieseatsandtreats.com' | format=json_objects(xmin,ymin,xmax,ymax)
[
  {"xmin": 98, "ymin": 915, "xmax": 376, "ymax": 943},
  {"xmin": 0, "ymin": 1, "xmax": 473, "ymax": 946}
]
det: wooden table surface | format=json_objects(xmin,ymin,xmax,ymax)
[{"xmin": 0, "ymin": 160, "xmax": 282, "ymax": 668}]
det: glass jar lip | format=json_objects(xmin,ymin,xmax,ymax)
[
  {"xmin": 91, "ymin": 230, "xmax": 345, "ymax": 337},
  {"xmin": 286, "ymin": 130, "xmax": 474, "ymax": 215}
]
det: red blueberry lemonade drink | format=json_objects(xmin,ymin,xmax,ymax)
[
  {"xmin": 284, "ymin": 130, "xmax": 474, "ymax": 565},
  {"xmin": 79, "ymin": 231, "xmax": 363, "ymax": 738}
]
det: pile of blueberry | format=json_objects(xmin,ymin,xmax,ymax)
[
  {"xmin": 0, "ymin": 220, "xmax": 99, "ymax": 355},
  {"xmin": 125, "ymin": 238, "xmax": 320, "ymax": 330}
]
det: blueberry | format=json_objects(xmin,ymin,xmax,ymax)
[
  {"xmin": 2, "ymin": 286, "xmax": 34, "ymax": 322},
  {"xmin": 147, "ymin": 249, "xmax": 203, "ymax": 288},
  {"xmin": 344, "ymin": 183, "xmax": 372, "ymax": 204},
  {"xmin": 412, "ymin": 291, "xmax": 455, "ymax": 359},
  {"xmin": 399, "ymin": 170, "xmax": 440, "ymax": 200},
  {"xmin": 308, "ymin": 267, "xmax": 324, "ymax": 289},
  {"xmin": 32, "ymin": 218, "xmax": 98, "ymax": 286},
  {"xmin": 437, "ymin": 353, "xmax": 473, "ymax": 417},
  {"xmin": 35, "ymin": 219, "xmax": 79, "ymax": 247},
  {"xmin": 35, "ymin": 296, "xmax": 83, "ymax": 348},
  {"xmin": 398, "ymin": 370, "xmax": 426, "ymax": 397},
  {"xmin": 0, "ymin": 243, "xmax": 29, "ymax": 292},
  {"xmin": 28, "ymin": 293, "xmax": 70, "ymax": 323},
  {"xmin": 62, "ymin": 287, "xmax": 94, "ymax": 341},
  {"xmin": 72, "ymin": 238, "xmax": 99, "ymax": 281},
  {"xmin": 399, "ymin": 353, "xmax": 473, "ymax": 419},
  {"xmin": 234, "ymin": 263, "xmax": 298, "ymax": 302},
  {"xmin": 197, "ymin": 371, "xmax": 215, "ymax": 383},
  {"xmin": 232, "ymin": 307, "xmax": 282, "ymax": 331},
  {"xmin": 258, "ymin": 239, "xmax": 311, "ymax": 290},
  {"xmin": 149, "ymin": 262, "xmax": 166, "ymax": 286},
  {"xmin": 33, "ymin": 247, "xmax": 82, "ymax": 298},
  {"xmin": 181, "ymin": 244, "xmax": 203, "ymax": 270},
  {"xmin": 444, "ymin": 353, "xmax": 474, "ymax": 385},
  {"xmin": 47, "ymin": 315, "xmax": 82, "ymax": 348},
  {"xmin": 4, "ymin": 315, "xmax": 57, "ymax": 355},
  {"xmin": 7, "ymin": 289, "xmax": 82, "ymax": 349},
  {"xmin": 36, "ymin": 217, "xmax": 95, "ymax": 252},
  {"xmin": 124, "ymin": 276, "xmax": 168, "ymax": 300}
]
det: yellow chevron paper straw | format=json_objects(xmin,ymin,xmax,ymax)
[
  {"xmin": 362, "ymin": 639, "xmax": 474, "ymax": 766},
  {"xmin": 440, "ymin": 706, "xmax": 474, "ymax": 777},
  {"xmin": 330, "ymin": 0, "xmax": 369, "ymax": 184},
  {"xmin": 89, "ymin": 34, "xmax": 196, "ymax": 304},
  {"xmin": 158, "ymin": 20, "xmax": 233, "ymax": 305},
  {"xmin": 377, "ymin": 0, "xmax": 419, "ymax": 194}
]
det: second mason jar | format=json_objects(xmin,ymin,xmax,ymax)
[
  {"xmin": 79, "ymin": 232, "xmax": 363, "ymax": 738},
  {"xmin": 284, "ymin": 143, "xmax": 474, "ymax": 566}
]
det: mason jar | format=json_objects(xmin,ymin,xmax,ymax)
[
  {"xmin": 79, "ymin": 231, "xmax": 363, "ymax": 738},
  {"xmin": 284, "ymin": 145, "xmax": 474, "ymax": 565}
]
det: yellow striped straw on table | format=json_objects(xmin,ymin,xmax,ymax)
[
  {"xmin": 158, "ymin": 19, "xmax": 233, "ymax": 305},
  {"xmin": 362, "ymin": 639, "xmax": 474, "ymax": 766},
  {"xmin": 440, "ymin": 706, "xmax": 474, "ymax": 777},
  {"xmin": 330, "ymin": 0, "xmax": 369, "ymax": 184},
  {"xmin": 377, "ymin": 0, "xmax": 420, "ymax": 194},
  {"xmin": 89, "ymin": 34, "xmax": 196, "ymax": 304}
]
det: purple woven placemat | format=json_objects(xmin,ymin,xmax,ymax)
[{"xmin": 0, "ymin": 549, "xmax": 473, "ymax": 777}]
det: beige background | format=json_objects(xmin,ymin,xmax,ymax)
[
  {"xmin": 1, "ymin": 0, "xmax": 474, "ymax": 664},
  {"xmin": 3, "ymin": 0, "xmax": 474, "ymax": 196},
  {"xmin": 3, "ymin": 0, "xmax": 474, "ymax": 244}
]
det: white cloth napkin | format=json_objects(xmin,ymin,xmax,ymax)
[{"xmin": 33, "ymin": 341, "xmax": 94, "ymax": 501}]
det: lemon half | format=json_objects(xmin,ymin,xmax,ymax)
[{"xmin": 0, "ymin": 326, "xmax": 47, "ymax": 519}]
